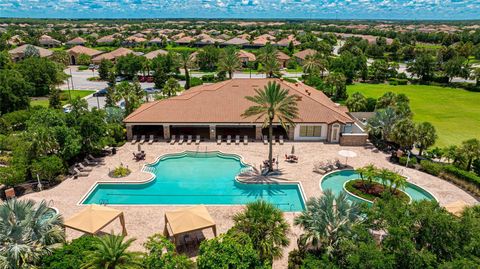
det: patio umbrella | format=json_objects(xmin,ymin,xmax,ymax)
[
  {"xmin": 291, "ymin": 145, "xmax": 295, "ymax": 155},
  {"xmin": 338, "ymin": 150, "xmax": 357, "ymax": 165}
]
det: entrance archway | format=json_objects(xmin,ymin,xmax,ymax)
[{"xmin": 70, "ymin": 55, "xmax": 76, "ymax": 65}]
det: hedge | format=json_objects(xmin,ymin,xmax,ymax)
[
  {"xmin": 443, "ymin": 165, "xmax": 480, "ymax": 188},
  {"xmin": 399, "ymin": 156, "xmax": 417, "ymax": 167},
  {"xmin": 419, "ymin": 160, "xmax": 443, "ymax": 176}
]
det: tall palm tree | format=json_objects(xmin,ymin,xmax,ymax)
[
  {"xmin": 113, "ymin": 81, "xmax": 145, "ymax": 115},
  {"xmin": 367, "ymin": 107, "xmax": 399, "ymax": 141},
  {"xmin": 218, "ymin": 46, "xmax": 241, "ymax": 79},
  {"xmin": 257, "ymin": 45, "xmax": 280, "ymax": 78},
  {"xmin": 303, "ymin": 52, "xmax": 328, "ymax": 78},
  {"xmin": 294, "ymin": 190, "xmax": 361, "ymax": 256},
  {"xmin": 177, "ymin": 51, "xmax": 195, "ymax": 90},
  {"xmin": 81, "ymin": 234, "xmax": 143, "ymax": 269},
  {"xmin": 233, "ymin": 200, "xmax": 290, "ymax": 264},
  {"xmin": 162, "ymin": 77, "xmax": 181, "ymax": 97},
  {"xmin": 242, "ymin": 81, "xmax": 299, "ymax": 172},
  {"xmin": 0, "ymin": 199, "xmax": 65, "ymax": 269}
]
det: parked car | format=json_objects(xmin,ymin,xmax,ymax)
[
  {"xmin": 115, "ymin": 76, "xmax": 125, "ymax": 82},
  {"xmin": 144, "ymin": 87, "xmax": 159, "ymax": 94},
  {"xmin": 93, "ymin": 88, "xmax": 108, "ymax": 97}
]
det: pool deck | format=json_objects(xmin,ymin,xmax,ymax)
[{"xmin": 23, "ymin": 142, "xmax": 478, "ymax": 268}]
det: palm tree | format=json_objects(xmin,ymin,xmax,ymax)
[
  {"xmin": 345, "ymin": 92, "xmax": 367, "ymax": 112},
  {"xmin": 233, "ymin": 200, "xmax": 290, "ymax": 264},
  {"xmin": 81, "ymin": 234, "xmax": 143, "ymax": 269},
  {"xmin": 177, "ymin": 51, "xmax": 195, "ymax": 90},
  {"xmin": 113, "ymin": 81, "xmax": 145, "ymax": 115},
  {"xmin": 459, "ymin": 138, "xmax": 480, "ymax": 171},
  {"xmin": 242, "ymin": 81, "xmax": 299, "ymax": 172},
  {"xmin": 355, "ymin": 164, "xmax": 378, "ymax": 192},
  {"xmin": 257, "ymin": 45, "xmax": 280, "ymax": 78},
  {"xmin": 162, "ymin": 77, "xmax": 181, "ymax": 97},
  {"xmin": 415, "ymin": 122, "xmax": 437, "ymax": 156},
  {"xmin": 367, "ymin": 107, "xmax": 399, "ymax": 141},
  {"xmin": 218, "ymin": 46, "xmax": 241, "ymax": 79},
  {"xmin": 0, "ymin": 199, "xmax": 65, "ymax": 269},
  {"xmin": 302, "ymin": 52, "xmax": 328, "ymax": 78},
  {"xmin": 294, "ymin": 190, "xmax": 361, "ymax": 256}
]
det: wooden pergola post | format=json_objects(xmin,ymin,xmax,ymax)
[{"xmin": 119, "ymin": 213, "xmax": 127, "ymax": 236}]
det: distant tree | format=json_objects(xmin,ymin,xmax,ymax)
[
  {"xmin": 143, "ymin": 234, "xmax": 193, "ymax": 269},
  {"xmin": 407, "ymin": 51, "xmax": 436, "ymax": 81},
  {"xmin": 303, "ymin": 52, "xmax": 328, "ymax": 78},
  {"xmin": 287, "ymin": 41, "xmax": 295, "ymax": 55},
  {"xmin": 24, "ymin": 44, "xmax": 40, "ymax": 58},
  {"xmin": 77, "ymin": 53, "xmax": 91, "ymax": 66},
  {"xmin": 0, "ymin": 69, "xmax": 31, "ymax": 114},
  {"xmin": 162, "ymin": 77, "xmax": 180, "ymax": 97},
  {"xmin": 16, "ymin": 57, "xmax": 65, "ymax": 96},
  {"xmin": 48, "ymin": 87, "xmax": 62, "ymax": 109},
  {"xmin": 415, "ymin": 122, "xmax": 437, "ymax": 156},
  {"xmin": 257, "ymin": 44, "xmax": 280, "ymax": 78},
  {"xmin": 0, "ymin": 51, "xmax": 12, "ymax": 69},
  {"xmin": 458, "ymin": 138, "xmax": 480, "ymax": 171},
  {"xmin": 98, "ymin": 59, "xmax": 113, "ymax": 80},
  {"xmin": 324, "ymin": 72, "xmax": 347, "ymax": 101},
  {"xmin": 113, "ymin": 81, "xmax": 145, "ymax": 115},
  {"xmin": 233, "ymin": 200, "xmax": 290, "ymax": 264},
  {"xmin": 177, "ymin": 51, "xmax": 194, "ymax": 89},
  {"xmin": 218, "ymin": 46, "xmax": 241, "ymax": 79},
  {"xmin": 472, "ymin": 68, "xmax": 480, "ymax": 86},
  {"xmin": 443, "ymin": 56, "xmax": 470, "ymax": 82},
  {"xmin": 51, "ymin": 51, "xmax": 70, "ymax": 66},
  {"xmin": 115, "ymin": 53, "xmax": 143, "ymax": 79},
  {"xmin": 390, "ymin": 118, "xmax": 417, "ymax": 150},
  {"xmin": 346, "ymin": 92, "xmax": 368, "ymax": 112},
  {"xmin": 197, "ymin": 45, "xmax": 219, "ymax": 72}
]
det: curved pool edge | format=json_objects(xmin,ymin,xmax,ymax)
[
  {"xmin": 78, "ymin": 150, "xmax": 307, "ymax": 211},
  {"xmin": 319, "ymin": 169, "xmax": 438, "ymax": 204}
]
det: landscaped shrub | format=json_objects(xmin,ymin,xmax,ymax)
[
  {"xmin": 41, "ymin": 236, "xmax": 99, "ymax": 269},
  {"xmin": 472, "ymin": 159, "xmax": 480, "ymax": 176},
  {"xmin": 190, "ymin": 77, "xmax": 203, "ymax": 87},
  {"xmin": 399, "ymin": 156, "xmax": 417, "ymax": 167},
  {"xmin": 30, "ymin": 155, "xmax": 66, "ymax": 182},
  {"xmin": 201, "ymin": 74, "xmax": 215, "ymax": 82},
  {"xmin": 78, "ymin": 65, "xmax": 89, "ymax": 71},
  {"xmin": 419, "ymin": 160, "xmax": 443, "ymax": 176},
  {"xmin": 443, "ymin": 165, "xmax": 480, "ymax": 188},
  {"xmin": 111, "ymin": 165, "xmax": 131, "ymax": 178},
  {"xmin": 282, "ymin": 77, "xmax": 297, "ymax": 83}
]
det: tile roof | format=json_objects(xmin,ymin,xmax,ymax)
[
  {"xmin": 223, "ymin": 37, "xmax": 249, "ymax": 46},
  {"xmin": 8, "ymin": 44, "xmax": 53, "ymax": 58},
  {"xmin": 67, "ymin": 45, "xmax": 103, "ymax": 56},
  {"xmin": 143, "ymin": 49, "xmax": 168, "ymax": 60},
  {"xmin": 237, "ymin": 50, "xmax": 256, "ymax": 61},
  {"xmin": 293, "ymin": 49, "xmax": 317, "ymax": 60},
  {"xmin": 124, "ymin": 78, "xmax": 353, "ymax": 125},
  {"xmin": 66, "ymin": 37, "xmax": 86, "ymax": 45},
  {"xmin": 92, "ymin": 47, "xmax": 133, "ymax": 62}
]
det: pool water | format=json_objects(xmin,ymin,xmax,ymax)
[
  {"xmin": 320, "ymin": 170, "xmax": 436, "ymax": 204},
  {"xmin": 82, "ymin": 152, "xmax": 305, "ymax": 212}
]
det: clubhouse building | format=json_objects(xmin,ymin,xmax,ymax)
[{"xmin": 124, "ymin": 79, "xmax": 367, "ymax": 146}]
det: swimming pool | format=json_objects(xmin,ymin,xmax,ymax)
[
  {"xmin": 320, "ymin": 170, "xmax": 437, "ymax": 204},
  {"xmin": 82, "ymin": 151, "xmax": 305, "ymax": 212}
]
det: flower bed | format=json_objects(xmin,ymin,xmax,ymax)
[
  {"xmin": 108, "ymin": 166, "xmax": 131, "ymax": 178},
  {"xmin": 345, "ymin": 179, "xmax": 410, "ymax": 203}
]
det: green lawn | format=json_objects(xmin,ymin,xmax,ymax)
[
  {"xmin": 30, "ymin": 90, "xmax": 95, "ymax": 107},
  {"xmin": 347, "ymin": 84, "xmax": 480, "ymax": 147}
]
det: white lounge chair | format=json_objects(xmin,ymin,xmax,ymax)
[
  {"xmin": 187, "ymin": 135, "xmax": 192, "ymax": 145},
  {"xmin": 263, "ymin": 135, "xmax": 268, "ymax": 145},
  {"xmin": 73, "ymin": 168, "xmax": 89, "ymax": 177},
  {"xmin": 148, "ymin": 135, "xmax": 154, "ymax": 144},
  {"xmin": 77, "ymin": 163, "xmax": 93, "ymax": 172},
  {"xmin": 235, "ymin": 135, "xmax": 240, "ymax": 145},
  {"xmin": 243, "ymin": 135, "xmax": 248, "ymax": 145},
  {"xmin": 170, "ymin": 135, "xmax": 176, "ymax": 145},
  {"xmin": 226, "ymin": 135, "xmax": 231, "ymax": 145},
  {"xmin": 279, "ymin": 135, "xmax": 284, "ymax": 145},
  {"xmin": 139, "ymin": 135, "xmax": 146, "ymax": 144},
  {"xmin": 88, "ymin": 154, "xmax": 104, "ymax": 164},
  {"xmin": 84, "ymin": 158, "xmax": 98, "ymax": 166},
  {"xmin": 217, "ymin": 135, "xmax": 222, "ymax": 145},
  {"xmin": 195, "ymin": 135, "xmax": 201, "ymax": 145},
  {"xmin": 131, "ymin": 135, "xmax": 138, "ymax": 145},
  {"xmin": 272, "ymin": 135, "xmax": 276, "ymax": 145},
  {"xmin": 178, "ymin": 135, "xmax": 184, "ymax": 145}
]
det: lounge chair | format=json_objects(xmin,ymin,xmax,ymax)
[
  {"xmin": 279, "ymin": 135, "xmax": 284, "ymax": 145},
  {"xmin": 88, "ymin": 154, "xmax": 103, "ymax": 163},
  {"xmin": 178, "ymin": 135, "xmax": 185, "ymax": 145},
  {"xmin": 84, "ymin": 158, "xmax": 98, "ymax": 166},
  {"xmin": 263, "ymin": 135, "xmax": 268, "ymax": 145},
  {"xmin": 74, "ymin": 167, "xmax": 89, "ymax": 177},
  {"xmin": 195, "ymin": 135, "xmax": 201, "ymax": 145},
  {"xmin": 187, "ymin": 135, "xmax": 192, "ymax": 145},
  {"xmin": 131, "ymin": 135, "xmax": 138, "ymax": 145},
  {"xmin": 148, "ymin": 135, "xmax": 154, "ymax": 144},
  {"xmin": 243, "ymin": 135, "xmax": 248, "ymax": 145},
  {"xmin": 77, "ymin": 163, "xmax": 93, "ymax": 172},
  {"xmin": 272, "ymin": 135, "xmax": 277, "ymax": 145},
  {"xmin": 226, "ymin": 135, "xmax": 231, "ymax": 145},
  {"xmin": 235, "ymin": 135, "xmax": 240, "ymax": 145},
  {"xmin": 217, "ymin": 135, "xmax": 222, "ymax": 145},
  {"xmin": 170, "ymin": 135, "xmax": 176, "ymax": 145},
  {"xmin": 139, "ymin": 135, "xmax": 146, "ymax": 144}
]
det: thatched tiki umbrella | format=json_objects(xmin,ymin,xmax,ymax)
[{"xmin": 291, "ymin": 145, "xmax": 295, "ymax": 155}]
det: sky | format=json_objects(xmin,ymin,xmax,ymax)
[{"xmin": 0, "ymin": 0, "xmax": 479, "ymax": 20}]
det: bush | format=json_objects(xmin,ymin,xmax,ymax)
[
  {"xmin": 201, "ymin": 74, "xmax": 215, "ymax": 82},
  {"xmin": 419, "ymin": 160, "xmax": 443, "ymax": 176},
  {"xmin": 111, "ymin": 165, "xmax": 131, "ymax": 178},
  {"xmin": 399, "ymin": 156, "xmax": 417, "ymax": 167},
  {"xmin": 78, "ymin": 65, "xmax": 89, "ymax": 71},
  {"xmin": 443, "ymin": 165, "xmax": 480, "ymax": 188},
  {"xmin": 190, "ymin": 77, "xmax": 203, "ymax": 87},
  {"xmin": 41, "ymin": 236, "xmax": 99, "ymax": 269},
  {"xmin": 30, "ymin": 155, "xmax": 66, "ymax": 182},
  {"xmin": 283, "ymin": 77, "xmax": 297, "ymax": 83},
  {"xmin": 473, "ymin": 159, "xmax": 480, "ymax": 176},
  {"xmin": 388, "ymin": 78, "xmax": 408, "ymax": 86}
]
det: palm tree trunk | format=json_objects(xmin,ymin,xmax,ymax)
[
  {"xmin": 184, "ymin": 66, "xmax": 190, "ymax": 90},
  {"xmin": 268, "ymin": 118, "xmax": 273, "ymax": 172}
]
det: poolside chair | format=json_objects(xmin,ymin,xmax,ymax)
[
  {"xmin": 139, "ymin": 135, "xmax": 146, "ymax": 144},
  {"xmin": 263, "ymin": 135, "xmax": 268, "ymax": 145},
  {"xmin": 148, "ymin": 135, "xmax": 154, "ymax": 144},
  {"xmin": 77, "ymin": 163, "xmax": 93, "ymax": 172},
  {"xmin": 279, "ymin": 135, "xmax": 284, "ymax": 145},
  {"xmin": 243, "ymin": 135, "xmax": 248, "ymax": 145},
  {"xmin": 187, "ymin": 135, "xmax": 192, "ymax": 145},
  {"xmin": 195, "ymin": 135, "xmax": 201, "ymax": 145},
  {"xmin": 217, "ymin": 135, "xmax": 222, "ymax": 145},
  {"xmin": 170, "ymin": 135, "xmax": 176, "ymax": 145},
  {"xmin": 73, "ymin": 167, "xmax": 89, "ymax": 177},
  {"xmin": 88, "ymin": 154, "xmax": 103, "ymax": 163},
  {"xmin": 235, "ymin": 135, "xmax": 240, "ymax": 145},
  {"xmin": 226, "ymin": 135, "xmax": 232, "ymax": 145},
  {"xmin": 83, "ymin": 158, "xmax": 98, "ymax": 166},
  {"xmin": 178, "ymin": 135, "xmax": 185, "ymax": 145},
  {"xmin": 272, "ymin": 135, "xmax": 277, "ymax": 145},
  {"xmin": 131, "ymin": 135, "xmax": 138, "ymax": 145}
]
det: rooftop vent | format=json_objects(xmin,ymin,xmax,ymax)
[{"xmin": 232, "ymin": 85, "xmax": 239, "ymax": 87}]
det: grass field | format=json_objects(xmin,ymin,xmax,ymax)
[
  {"xmin": 30, "ymin": 90, "xmax": 95, "ymax": 107},
  {"xmin": 347, "ymin": 84, "xmax": 480, "ymax": 147}
]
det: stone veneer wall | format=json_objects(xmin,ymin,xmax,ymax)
[{"xmin": 339, "ymin": 134, "xmax": 368, "ymax": 146}]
